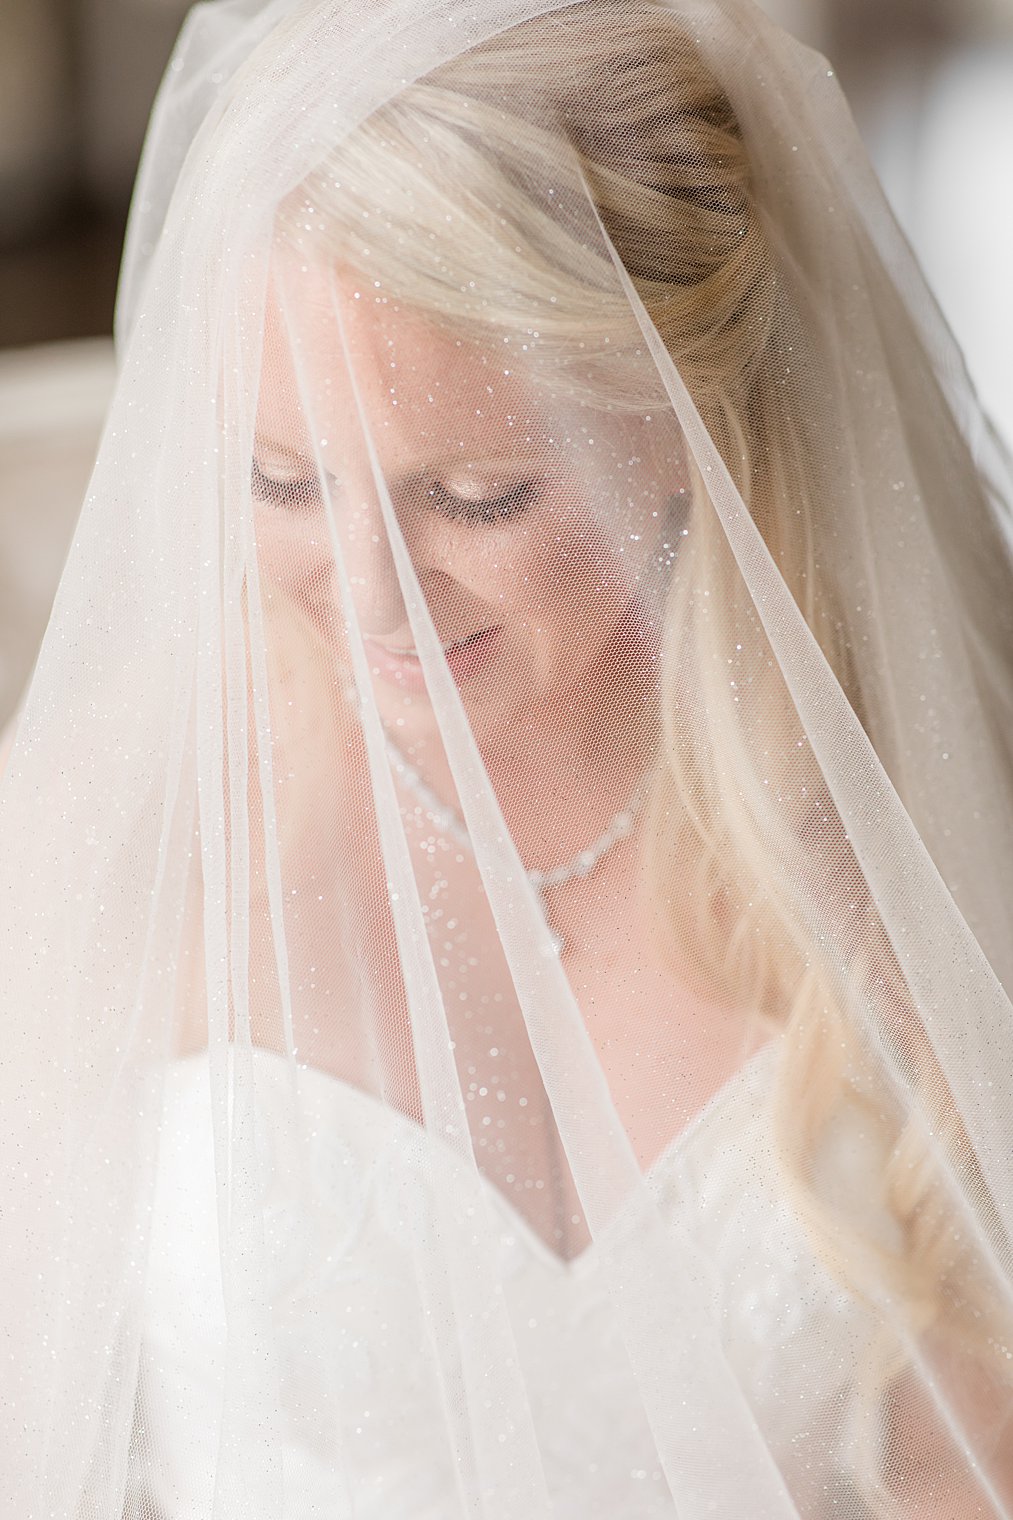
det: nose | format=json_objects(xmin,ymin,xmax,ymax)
[{"xmin": 338, "ymin": 489, "xmax": 408, "ymax": 637}]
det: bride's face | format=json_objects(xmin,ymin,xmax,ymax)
[{"xmin": 253, "ymin": 258, "xmax": 682, "ymax": 749}]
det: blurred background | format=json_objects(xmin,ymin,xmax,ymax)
[{"xmin": 1, "ymin": 0, "xmax": 1012, "ymax": 722}]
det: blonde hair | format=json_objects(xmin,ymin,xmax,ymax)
[{"xmin": 277, "ymin": 1, "xmax": 1012, "ymax": 1504}]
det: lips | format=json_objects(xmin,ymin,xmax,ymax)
[{"xmin": 363, "ymin": 627, "xmax": 502, "ymax": 689}]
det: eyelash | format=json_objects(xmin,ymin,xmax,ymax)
[
  {"xmin": 250, "ymin": 460, "xmax": 539, "ymax": 525},
  {"xmin": 424, "ymin": 479, "xmax": 540, "ymax": 524},
  {"xmin": 250, "ymin": 461, "xmax": 320, "ymax": 509}
]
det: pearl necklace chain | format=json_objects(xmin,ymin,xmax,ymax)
[{"xmin": 383, "ymin": 734, "xmax": 648, "ymax": 955}]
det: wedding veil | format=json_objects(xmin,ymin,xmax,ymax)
[{"xmin": 2, "ymin": 1, "xmax": 1012, "ymax": 1516}]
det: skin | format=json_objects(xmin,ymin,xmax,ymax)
[
  {"xmin": 6, "ymin": 263, "xmax": 1006, "ymax": 1502},
  {"xmin": 242, "ymin": 254, "xmax": 766, "ymax": 1259},
  {"xmin": 254, "ymin": 255, "xmax": 674, "ymax": 784},
  {"xmin": 195, "ymin": 274, "xmax": 1011, "ymax": 1482}
]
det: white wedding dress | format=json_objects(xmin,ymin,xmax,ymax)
[{"xmin": 137, "ymin": 1040, "xmax": 886, "ymax": 1517}]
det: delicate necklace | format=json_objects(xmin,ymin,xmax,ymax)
[{"xmin": 383, "ymin": 734, "xmax": 648, "ymax": 956}]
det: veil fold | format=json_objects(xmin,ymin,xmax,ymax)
[{"xmin": 2, "ymin": 2, "xmax": 1012, "ymax": 1516}]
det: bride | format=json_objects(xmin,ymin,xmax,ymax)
[{"xmin": 2, "ymin": 1, "xmax": 1012, "ymax": 1516}]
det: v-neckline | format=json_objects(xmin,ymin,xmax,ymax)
[
  {"xmin": 171, "ymin": 1038, "xmax": 779, "ymax": 1277},
  {"xmin": 466, "ymin": 1039, "xmax": 778, "ymax": 1276}
]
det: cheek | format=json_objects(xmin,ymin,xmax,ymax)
[
  {"xmin": 536, "ymin": 513, "xmax": 634, "ymax": 615},
  {"xmin": 440, "ymin": 524, "xmax": 631, "ymax": 645},
  {"xmin": 428, "ymin": 529, "xmax": 526, "ymax": 614},
  {"xmin": 254, "ymin": 507, "xmax": 337, "ymax": 611},
  {"xmin": 537, "ymin": 542, "xmax": 631, "ymax": 650}
]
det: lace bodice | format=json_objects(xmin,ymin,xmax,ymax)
[{"xmin": 136, "ymin": 1041, "xmax": 879, "ymax": 1517}]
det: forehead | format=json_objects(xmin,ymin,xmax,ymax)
[{"xmin": 257, "ymin": 255, "xmax": 553, "ymax": 475}]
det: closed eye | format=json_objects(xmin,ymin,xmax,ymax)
[
  {"xmin": 251, "ymin": 458, "xmax": 324, "ymax": 510},
  {"xmin": 252, "ymin": 456, "xmax": 540, "ymax": 525},
  {"xmin": 426, "ymin": 478, "xmax": 540, "ymax": 525}
]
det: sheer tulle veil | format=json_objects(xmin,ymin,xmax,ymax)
[{"xmin": 2, "ymin": 1, "xmax": 1012, "ymax": 1516}]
